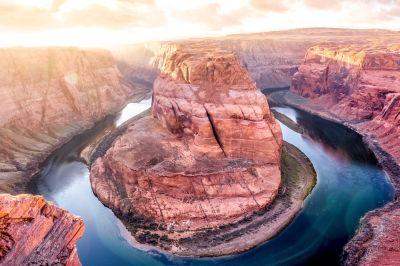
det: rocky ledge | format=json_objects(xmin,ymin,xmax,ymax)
[
  {"xmin": 343, "ymin": 202, "xmax": 400, "ymax": 266},
  {"xmin": 0, "ymin": 194, "xmax": 84, "ymax": 265},
  {"xmin": 289, "ymin": 43, "xmax": 400, "ymax": 265},
  {"xmin": 0, "ymin": 47, "xmax": 136, "ymax": 193},
  {"xmin": 89, "ymin": 46, "xmax": 315, "ymax": 256}
]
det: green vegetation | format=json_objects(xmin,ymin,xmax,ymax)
[{"xmin": 281, "ymin": 142, "xmax": 317, "ymax": 200}]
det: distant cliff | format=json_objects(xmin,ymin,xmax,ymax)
[
  {"xmin": 0, "ymin": 48, "xmax": 135, "ymax": 193},
  {"xmin": 291, "ymin": 43, "xmax": 400, "ymax": 168},
  {"xmin": 113, "ymin": 28, "xmax": 399, "ymax": 91}
]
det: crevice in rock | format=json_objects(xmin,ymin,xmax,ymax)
[
  {"xmin": 264, "ymin": 118, "xmax": 281, "ymax": 161},
  {"xmin": 204, "ymin": 107, "xmax": 227, "ymax": 157},
  {"xmin": 382, "ymin": 94, "xmax": 400, "ymax": 119}
]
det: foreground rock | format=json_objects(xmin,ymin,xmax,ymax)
[
  {"xmin": 90, "ymin": 46, "xmax": 288, "ymax": 256},
  {"xmin": 343, "ymin": 202, "xmax": 400, "ymax": 266},
  {"xmin": 0, "ymin": 48, "xmax": 136, "ymax": 193},
  {"xmin": 289, "ymin": 43, "xmax": 400, "ymax": 265},
  {"xmin": 0, "ymin": 194, "xmax": 84, "ymax": 265}
]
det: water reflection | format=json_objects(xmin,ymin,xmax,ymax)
[
  {"xmin": 116, "ymin": 99, "xmax": 152, "ymax": 126},
  {"xmin": 31, "ymin": 101, "xmax": 394, "ymax": 266},
  {"xmin": 273, "ymin": 106, "xmax": 378, "ymax": 164}
]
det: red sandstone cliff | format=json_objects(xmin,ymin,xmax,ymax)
[
  {"xmin": 90, "ymin": 45, "xmax": 282, "ymax": 255},
  {"xmin": 113, "ymin": 28, "xmax": 399, "ymax": 91},
  {"xmin": 0, "ymin": 194, "xmax": 84, "ymax": 265},
  {"xmin": 290, "ymin": 43, "xmax": 400, "ymax": 265},
  {"xmin": 0, "ymin": 48, "xmax": 135, "ymax": 193},
  {"xmin": 291, "ymin": 44, "xmax": 400, "ymax": 168}
]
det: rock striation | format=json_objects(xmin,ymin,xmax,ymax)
[
  {"xmin": 0, "ymin": 48, "xmax": 135, "ymax": 193},
  {"xmin": 90, "ymin": 46, "xmax": 283, "ymax": 255},
  {"xmin": 290, "ymin": 43, "xmax": 400, "ymax": 265},
  {"xmin": 0, "ymin": 194, "xmax": 84, "ymax": 265},
  {"xmin": 291, "ymin": 43, "xmax": 400, "ymax": 169},
  {"xmin": 113, "ymin": 28, "xmax": 399, "ymax": 91},
  {"xmin": 343, "ymin": 202, "xmax": 400, "ymax": 266}
]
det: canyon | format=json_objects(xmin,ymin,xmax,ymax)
[
  {"xmin": 89, "ymin": 45, "xmax": 316, "ymax": 256},
  {"xmin": 288, "ymin": 43, "xmax": 400, "ymax": 265},
  {"xmin": 0, "ymin": 194, "xmax": 84, "ymax": 265},
  {"xmin": 0, "ymin": 28, "xmax": 398, "ymax": 264},
  {"xmin": 112, "ymin": 29, "xmax": 400, "ymax": 263}
]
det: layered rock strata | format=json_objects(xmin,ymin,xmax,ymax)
[
  {"xmin": 290, "ymin": 43, "xmax": 400, "ymax": 265},
  {"xmin": 114, "ymin": 28, "xmax": 399, "ymax": 91},
  {"xmin": 0, "ymin": 48, "xmax": 135, "ymax": 193},
  {"xmin": 90, "ymin": 47, "xmax": 284, "ymax": 255},
  {"xmin": 291, "ymin": 43, "xmax": 400, "ymax": 170},
  {"xmin": 0, "ymin": 194, "xmax": 84, "ymax": 265},
  {"xmin": 343, "ymin": 202, "xmax": 400, "ymax": 266}
]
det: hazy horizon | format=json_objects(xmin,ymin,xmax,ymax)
[{"xmin": 0, "ymin": 0, "xmax": 399, "ymax": 48}]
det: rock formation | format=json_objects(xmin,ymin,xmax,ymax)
[
  {"xmin": 0, "ymin": 48, "xmax": 135, "ymax": 193},
  {"xmin": 290, "ymin": 43, "xmax": 400, "ymax": 265},
  {"xmin": 291, "ymin": 43, "xmax": 400, "ymax": 168},
  {"xmin": 343, "ymin": 203, "xmax": 400, "ymax": 266},
  {"xmin": 113, "ymin": 28, "xmax": 399, "ymax": 91},
  {"xmin": 90, "ymin": 45, "xmax": 283, "ymax": 255},
  {"xmin": 0, "ymin": 194, "xmax": 84, "ymax": 265}
]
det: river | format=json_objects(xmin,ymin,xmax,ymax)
[{"xmin": 30, "ymin": 99, "xmax": 394, "ymax": 266}]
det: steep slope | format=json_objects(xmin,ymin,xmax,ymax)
[{"xmin": 0, "ymin": 48, "xmax": 135, "ymax": 193}]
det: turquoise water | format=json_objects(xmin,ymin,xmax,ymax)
[{"xmin": 32, "ymin": 101, "xmax": 394, "ymax": 266}]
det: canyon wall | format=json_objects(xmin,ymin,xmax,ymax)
[
  {"xmin": 113, "ymin": 28, "xmax": 399, "ymax": 92},
  {"xmin": 0, "ymin": 48, "xmax": 135, "ymax": 193},
  {"xmin": 0, "ymin": 194, "xmax": 84, "ymax": 265},
  {"xmin": 90, "ymin": 45, "xmax": 283, "ymax": 255},
  {"xmin": 291, "ymin": 43, "xmax": 400, "ymax": 169},
  {"xmin": 290, "ymin": 43, "xmax": 400, "ymax": 265}
]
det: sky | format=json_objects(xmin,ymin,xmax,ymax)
[{"xmin": 0, "ymin": 0, "xmax": 399, "ymax": 47}]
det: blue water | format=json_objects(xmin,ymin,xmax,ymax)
[{"xmin": 32, "ymin": 101, "xmax": 394, "ymax": 266}]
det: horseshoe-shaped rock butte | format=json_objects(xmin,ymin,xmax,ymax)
[{"xmin": 90, "ymin": 45, "xmax": 284, "ymax": 256}]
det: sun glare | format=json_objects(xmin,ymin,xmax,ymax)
[{"xmin": 0, "ymin": 0, "xmax": 398, "ymax": 48}]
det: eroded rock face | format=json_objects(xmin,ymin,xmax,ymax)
[
  {"xmin": 113, "ymin": 28, "xmax": 399, "ymax": 91},
  {"xmin": 152, "ymin": 46, "xmax": 282, "ymax": 164},
  {"xmin": 90, "ymin": 46, "xmax": 282, "ymax": 254},
  {"xmin": 291, "ymin": 43, "xmax": 400, "ymax": 167},
  {"xmin": 358, "ymin": 209, "xmax": 400, "ymax": 266},
  {"xmin": 0, "ymin": 48, "xmax": 134, "ymax": 193},
  {"xmin": 0, "ymin": 194, "xmax": 84, "ymax": 265},
  {"xmin": 344, "ymin": 203, "xmax": 400, "ymax": 266},
  {"xmin": 290, "ymin": 43, "xmax": 400, "ymax": 265}
]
